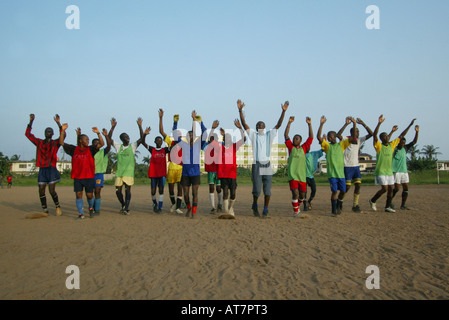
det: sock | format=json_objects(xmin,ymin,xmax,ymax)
[
  {"xmin": 229, "ymin": 199, "xmax": 236, "ymax": 215},
  {"xmin": 76, "ymin": 199, "xmax": 84, "ymax": 214},
  {"xmin": 116, "ymin": 189, "xmax": 125, "ymax": 207},
  {"xmin": 252, "ymin": 203, "xmax": 258, "ymax": 210},
  {"xmin": 263, "ymin": 206, "xmax": 268, "ymax": 214},
  {"xmin": 125, "ymin": 191, "xmax": 131, "ymax": 210},
  {"xmin": 218, "ymin": 191, "xmax": 223, "ymax": 206},
  {"xmin": 40, "ymin": 195, "xmax": 47, "ymax": 210},
  {"xmin": 186, "ymin": 201, "xmax": 191, "ymax": 210},
  {"xmin": 292, "ymin": 199, "xmax": 299, "ymax": 213},
  {"xmin": 176, "ymin": 197, "xmax": 182, "ymax": 209},
  {"xmin": 353, "ymin": 194, "xmax": 360, "ymax": 207},
  {"xmin": 209, "ymin": 193, "xmax": 215, "ymax": 208},
  {"xmin": 223, "ymin": 199, "xmax": 229, "ymax": 213},
  {"xmin": 170, "ymin": 195, "xmax": 176, "ymax": 205},
  {"xmin": 401, "ymin": 191, "xmax": 408, "ymax": 206},
  {"xmin": 393, "ymin": 189, "xmax": 399, "ymax": 198},
  {"xmin": 152, "ymin": 195, "xmax": 157, "ymax": 206},
  {"xmin": 87, "ymin": 198, "xmax": 94, "ymax": 210},
  {"xmin": 50, "ymin": 192, "xmax": 60, "ymax": 207},
  {"xmin": 337, "ymin": 199, "xmax": 343, "ymax": 209},
  {"xmin": 192, "ymin": 202, "xmax": 198, "ymax": 214},
  {"xmin": 94, "ymin": 198, "xmax": 101, "ymax": 211},
  {"xmin": 331, "ymin": 199, "xmax": 337, "ymax": 214},
  {"xmin": 159, "ymin": 194, "xmax": 164, "ymax": 209}
]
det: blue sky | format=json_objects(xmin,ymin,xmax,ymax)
[{"xmin": 1, "ymin": 0, "xmax": 448, "ymax": 162}]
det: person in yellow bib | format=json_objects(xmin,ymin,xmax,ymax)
[
  {"xmin": 369, "ymin": 115, "xmax": 416, "ymax": 213},
  {"xmin": 317, "ymin": 116, "xmax": 352, "ymax": 216}
]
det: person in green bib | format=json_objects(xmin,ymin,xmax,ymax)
[
  {"xmin": 391, "ymin": 124, "xmax": 419, "ymax": 210},
  {"xmin": 108, "ymin": 117, "xmax": 149, "ymax": 215},
  {"xmin": 317, "ymin": 116, "xmax": 352, "ymax": 216},
  {"xmin": 284, "ymin": 116, "xmax": 313, "ymax": 218},
  {"xmin": 369, "ymin": 115, "xmax": 416, "ymax": 213}
]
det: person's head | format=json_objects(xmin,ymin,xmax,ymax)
[
  {"xmin": 327, "ymin": 131, "xmax": 337, "ymax": 144},
  {"xmin": 44, "ymin": 127, "xmax": 54, "ymax": 139},
  {"xmin": 209, "ymin": 133, "xmax": 217, "ymax": 143},
  {"xmin": 79, "ymin": 134, "xmax": 89, "ymax": 148},
  {"xmin": 256, "ymin": 121, "xmax": 266, "ymax": 132},
  {"xmin": 292, "ymin": 134, "xmax": 302, "ymax": 147},
  {"xmin": 155, "ymin": 136, "xmax": 163, "ymax": 148},
  {"xmin": 398, "ymin": 137, "xmax": 406, "ymax": 148},
  {"xmin": 379, "ymin": 132, "xmax": 389, "ymax": 144},
  {"xmin": 120, "ymin": 133, "xmax": 130, "ymax": 146},
  {"xmin": 350, "ymin": 127, "xmax": 360, "ymax": 140},
  {"xmin": 223, "ymin": 132, "xmax": 233, "ymax": 147},
  {"xmin": 92, "ymin": 138, "xmax": 100, "ymax": 149}
]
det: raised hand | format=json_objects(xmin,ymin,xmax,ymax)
[
  {"xmin": 234, "ymin": 119, "xmax": 242, "ymax": 129},
  {"xmin": 137, "ymin": 117, "xmax": 143, "ymax": 127},
  {"xmin": 306, "ymin": 117, "xmax": 311, "ymax": 125},
  {"xmin": 30, "ymin": 114, "xmax": 35, "ymax": 123},
  {"xmin": 356, "ymin": 118, "xmax": 365, "ymax": 125},
  {"xmin": 192, "ymin": 110, "xmax": 197, "ymax": 119},
  {"xmin": 102, "ymin": 128, "xmax": 108, "ymax": 136},
  {"xmin": 415, "ymin": 125, "xmax": 419, "ymax": 132},
  {"xmin": 92, "ymin": 127, "xmax": 100, "ymax": 134},
  {"xmin": 220, "ymin": 128, "xmax": 226, "ymax": 136},
  {"xmin": 320, "ymin": 115, "xmax": 327, "ymax": 124},
  {"xmin": 378, "ymin": 114, "xmax": 385, "ymax": 123},
  {"xmin": 392, "ymin": 125, "xmax": 398, "ymax": 132},
  {"xmin": 144, "ymin": 127, "xmax": 151, "ymax": 135},
  {"xmin": 281, "ymin": 101, "xmax": 289, "ymax": 111},
  {"xmin": 237, "ymin": 99, "xmax": 245, "ymax": 111},
  {"xmin": 76, "ymin": 127, "xmax": 81, "ymax": 136},
  {"xmin": 212, "ymin": 120, "xmax": 219, "ymax": 129},
  {"xmin": 159, "ymin": 109, "xmax": 164, "ymax": 118},
  {"xmin": 288, "ymin": 116, "xmax": 295, "ymax": 123},
  {"xmin": 62, "ymin": 123, "xmax": 68, "ymax": 131},
  {"xmin": 111, "ymin": 117, "xmax": 117, "ymax": 127},
  {"xmin": 54, "ymin": 114, "xmax": 60, "ymax": 123},
  {"xmin": 174, "ymin": 114, "xmax": 179, "ymax": 122},
  {"xmin": 345, "ymin": 116, "xmax": 352, "ymax": 125}
]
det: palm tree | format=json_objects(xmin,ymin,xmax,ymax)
[
  {"xmin": 10, "ymin": 154, "xmax": 21, "ymax": 161},
  {"xmin": 142, "ymin": 156, "xmax": 151, "ymax": 165},
  {"xmin": 407, "ymin": 145, "xmax": 420, "ymax": 160},
  {"xmin": 420, "ymin": 145, "xmax": 441, "ymax": 160}
]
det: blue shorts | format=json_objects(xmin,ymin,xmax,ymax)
[
  {"xmin": 344, "ymin": 167, "xmax": 362, "ymax": 185},
  {"xmin": 74, "ymin": 178, "xmax": 95, "ymax": 193},
  {"xmin": 151, "ymin": 177, "xmax": 166, "ymax": 189},
  {"xmin": 38, "ymin": 167, "xmax": 61, "ymax": 185},
  {"xmin": 329, "ymin": 178, "xmax": 346, "ymax": 193},
  {"xmin": 95, "ymin": 173, "xmax": 104, "ymax": 187}
]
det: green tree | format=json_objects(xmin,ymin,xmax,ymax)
[
  {"xmin": 407, "ymin": 144, "xmax": 420, "ymax": 160},
  {"xmin": 420, "ymin": 145, "xmax": 441, "ymax": 160},
  {"xmin": 0, "ymin": 152, "xmax": 11, "ymax": 176}
]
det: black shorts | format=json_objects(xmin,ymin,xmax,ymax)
[
  {"xmin": 220, "ymin": 178, "xmax": 237, "ymax": 190},
  {"xmin": 181, "ymin": 175, "xmax": 201, "ymax": 187},
  {"xmin": 74, "ymin": 178, "xmax": 95, "ymax": 193}
]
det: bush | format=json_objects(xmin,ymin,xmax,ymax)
[{"xmin": 407, "ymin": 157, "xmax": 437, "ymax": 171}]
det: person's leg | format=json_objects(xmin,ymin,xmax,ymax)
[
  {"xmin": 291, "ymin": 188, "xmax": 300, "ymax": 215},
  {"xmin": 222, "ymin": 185, "xmax": 229, "ymax": 213},
  {"xmin": 370, "ymin": 184, "xmax": 387, "ymax": 211},
  {"xmin": 261, "ymin": 174, "xmax": 272, "ymax": 218},
  {"xmin": 228, "ymin": 183, "xmax": 237, "ymax": 215},
  {"xmin": 158, "ymin": 178, "xmax": 165, "ymax": 210},
  {"xmin": 169, "ymin": 183, "xmax": 176, "ymax": 209},
  {"xmin": 75, "ymin": 190, "xmax": 84, "ymax": 218},
  {"xmin": 115, "ymin": 181, "xmax": 125, "ymax": 212},
  {"xmin": 124, "ymin": 184, "xmax": 131, "ymax": 214},
  {"xmin": 39, "ymin": 184, "xmax": 48, "ymax": 213},
  {"xmin": 400, "ymin": 183, "xmax": 409, "ymax": 209},
  {"xmin": 216, "ymin": 183, "xmax": 223, "ymax": 212},
  {"xmin": 208, "ymin": 181, "xmax": 216, "ymax": 212},
  {"xmin": 176, "ymin": 182, "xmax": 183, "ymax": 212},
  {"xmin": 329, "ymin": 178, "xmax": 339, "ymax": 215},
  {"xmin": 251, "ymin": 164, "xmax": 261, "ymax": 217},
  {"xmin": 307, "ymin": 178, "xmax": 317, "ymax": 209},
  {"xmin": 48, "ymin": 183, "xmax": 62, "ymax": 215},
  {"xmin": 191, "ymin": 183, "xmax": 200, "ymax": 217},
  {"xmin": 352, "ymin": 182, "xmax": 361, "ymax": 212},
  {"xmin": 183, "ymin": 183, "xmax": 191, "ymax": 217},
  {"xmin": 386, "ymin": 185, "xmax": 395, "ymax": 211}
]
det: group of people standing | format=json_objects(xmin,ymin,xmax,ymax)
[{"xmin": 24, "ymin": 101, "xmax": 419, "ymax": 220}]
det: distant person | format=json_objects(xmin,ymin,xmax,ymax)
[
  {"xmin": 284, "ymin": 116, "xmax": 313, "ymax": 218},
  {"xmin": 391, "ymin": 124, "xmax": 419, "ymax": 210},
  {"xmin": 336, "ymin": 117, "xmax": 374, "ymax": 213},
  {"xmin": 317, "ymin": 116, "xmax": 352, "ymax": 216},
  {"xmin": 25, "ymin": 114, "xmax": 64, "ymax": 216},
  {"xmin": 108, "ymin": 117, "xmax": 148, "ymax": 215},
  {"xmin": 158, "ymin": 109, "xmax": 184, "ymax": 214},
  {"xmin": 7, "ymin": 175, "xmax": 12, "ymax": 188},
  {"xmin": 238, "ymin": 99, "xmax": 289, "ymax": 218},
  {"xmin": 202, "ymin": 130, "xmax": 223, "ymax": 214},
  {"xmin": 369, "ymin": 116, "xmax": 416, "ymax": 213},
  {"xmin": 60, "ymin": 123, "xmax": 104, "ymax": 219}
]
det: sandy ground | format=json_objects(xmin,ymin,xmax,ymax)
[{"xmin": 0, "ymin": 184, "xmax": 448, "ymax": 300}]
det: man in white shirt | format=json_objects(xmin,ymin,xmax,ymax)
[
  {"xmin": 336, "ymin": 117, "xmax": 373, "ymax": 213},
  {"xmin": 237, "ymin": 99, "xmax": 289, "ymax": 218}
]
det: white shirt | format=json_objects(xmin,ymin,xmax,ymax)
[
  {"xmin": 343, "ymin": 136, "xmax": 367, "ymax": 167},
  {"xmin": 247, "ymin": 128, "xmax": 278, "ymax": 163}
]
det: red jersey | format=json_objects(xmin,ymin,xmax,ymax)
[
  {"xmin": 25, "ymin": 125, "xmax": 61, "ymax": 168},
  {"xmin": 148, "ymin": 146, "xmax": 169, "ymax": 178},
  {"xmin": 71, "ymin": 146, "xmax": 96, "ymax": 179},
  {"xmin": 285, "ymin": 137, "xmax": 313, "ymax": 155},
  {"xmin": 7, "ymin": 176, "xmax": 12, "ymax": 183},
  {"xmin": 203, "ymin": 143, "xmax": 219, "ymax": 173},
  {"xmin": 212, "ymin": 140, "xmax": 244, "ymax": 179}
]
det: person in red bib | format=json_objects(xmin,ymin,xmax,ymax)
[
  {"xmin": 141, "ymin": 130, "xmax": 170, "ymax": 213},
  {"xmin": 60, "ymin": 123, "xmax": 104, "ymax": 219}
]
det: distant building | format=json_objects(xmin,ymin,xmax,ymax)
[
  {"xmin": 437, "ymin": 161, "xmax": 449, "ymax": 171},
  {"xmin": 10, "ymin": 161, "xmax": 72, "ymax": 175}
]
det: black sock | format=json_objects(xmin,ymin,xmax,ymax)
[
  {"xmin": 50, "ymin": 192, "xmax": 60, "ymax": 207},
  {"xmin": 40, "ymin": 195, "xmax": 47, "ymax": 210}
]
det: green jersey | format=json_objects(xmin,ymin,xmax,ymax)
[
  {"xmin": 321, "ymin": 139, "xmax": 350, "ymax": 179},
  {"xmin": 392, "ymin": 145, "xmax": 409, "ymax": 173},
  {"xmin": 374, "ymin": 139, "xmax": 400, "ymax": 176},
  {"xmin": 113, "ymin": 141, "xmax": 137, "ymax": 178},
  {"xmin": 94, "ymin": 149, "xmax": 108, "ymax": 174}
]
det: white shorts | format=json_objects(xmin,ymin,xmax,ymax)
[
  {"xmin": 394, "ymin": 172, "xmax": 409, "ymax": 184},
  {"xmin": 375, "ymin": 175, "xmax": 394, "ymax": 186},
  {"xmin": 115, "ymin": 176, "xmax": 135, "ymax": 187}
]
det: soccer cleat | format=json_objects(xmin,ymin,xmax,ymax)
[
  {"xmin": 185, "ymin": 209, "xmax": 192, "ymax": 218},
  {"xmin": 262, "ymin": 210, "xmax": 269, "ymax": 219},
  {"xmin": 43, "ymin": 208, "xmax": 49, "ymax": 214},
  {"xmin": 175, "ymin": 208, "xmax": 183, "ymax": 215},
  {"xmin": 352, "ymin": 205, "xmax": 362, "ymax": 213},
  {"xmin": 78, "ymin": 214, "xmax": 85, "ymax": 220},
  {"xmin": 252, "ymin": 205, "xmax": 260, "ymax": 218},
  {"xmin": 385, "ymin": 207, "xmax": 396, "ymax": 213},
  {"xmin": 369, "ymin": 200, "xmax": 377, "ymax": 211},
  {"xmin": 210, "ymin": 208, "xmax": 216, "ymax": 214},
  {"xmin": 89, "ymin": 208, "xmax": 94, "ymax": 218},
  {"xmin": 55, "ymin": 207, "xmax": 62, "ymax": 216},
  {"xmin": 307, "ymin": 201, "xmax": 312, "ymax": 210},
  {"xmin": 217, "ymin": 204, "xmax": 223, "ymax": 213},
  {"xmin": 123, "ymin": 210, "xmax": 130, "ymax": 215},
  {"xmin": 170, "ymin": 204, "xmax": 176, "ymax": 213},
  {"xmin": 120, "ymin": 206, "xmax": 125, "ymax": 214},
  {"xmin": 293, "ymin": 212, "xmax": 308, "ymax": 219},
  {"xmin": 400, "ymin": 205, "xmax": 410, "ymax": 210}
]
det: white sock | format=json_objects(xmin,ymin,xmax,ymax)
[
  {"xmin": 217, "ymin": 191, "xmax": 223, "ymax": 206},
  {"xmin": 223, "ymin": 199, "xmax": 229, "ymax": 213},
  {"xmin": 209, "ymin": 193, "xmax": 215, "ymax": 208},
  {"xmin": 229, "ymin": 199, "xmax": 236, "ymax": 215}
]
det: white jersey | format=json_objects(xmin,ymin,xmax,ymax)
[{"xmin": 343, "ymin": 136, "xmax": 366, "ymax": 167}]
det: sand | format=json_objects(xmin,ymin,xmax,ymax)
[{"xmin": 1, "ymin": 184, "xmax": 448, "ymax": 300}]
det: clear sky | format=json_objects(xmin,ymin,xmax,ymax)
[{"xmin": 1, "ymin": 0, "xmax": 448, "ymax": 162}]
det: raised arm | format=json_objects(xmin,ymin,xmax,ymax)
[
  {"xmin": 108, "ymin": 117, "xmax": 117, "ymax": 141},
  {"xmin": 409, "ymin": 125, "xmax": 419, "ymax": 146},
  {"xmin": 234, "ymin": 119, "xmax": 247, "ymax": 143},
  {"xmin": 209, "ymin": 120, "xmax": 219, "ymax": 142},
  {"xmin": 59, "ymin": 123, "xmax": 68, "ymax": 146},
  {"xmin": 237, "ymin": 99, "xmax": 250, "ymax": 131},
  {"xmin": 25, "ymin": 114, "xmax": 38, "ymax": 145},
  {"xmin": 350, "ymin": 117, "xmax": 357, "ymax": 141},
  {"xmin": 306, "ymin": 116, "xmax": 313, "ymax": 139},
  {"xmin": 158, "ymin": 109, "xmax": 167, "ymax": 138},
  {"xmin": 372, "ymin": 114, "xmax": 385, "ymax": 145},
  {"xmin": 54, "ymin": 114, "xmax": 65, "ymax": 141},
  {"xmin": 337, "ymin": 116, "xmax": 351, "ymax": 141},
  {"xmin": 387, "ymin": 125, "xmax": 398, "ymax": 142},
  {"xmin": 317, "ymin": 116, "xmax": 327, "ymax": 145},
  {"xmin": 356, "ymin": 118, "xmax": 374, "ymax": 140},
  {"xmin": 102, "ymin": 128, "xmax": 112, "ymax": 153},
  {"xmin": 284, "ymin": 116, "xmax": 294, "ymax": 140},
  {"xmin": 92, "ymin": 127, "xmax": 104, "ymax": 150},
  {"xmin": 136, "ymin": 117, "xmax": 150, "ymax": 148},
  {"xmin": 274, "ymin": 101, "xmax": 289, "ymax": 130},
  {"xmin": 398, "ymin": 118, "xmax": 417, "ymax": 141}
]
